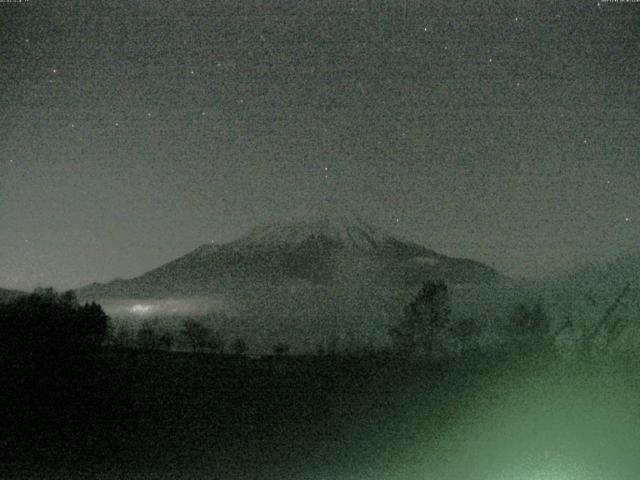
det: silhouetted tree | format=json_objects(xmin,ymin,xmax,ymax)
[
  {"xmin": 553, "ymin": 283, "xmax": 633, "ymax": 357},
  {"xmin": 181, "ymin": 319, "xmax": 211, "ymax": 353},
  {"xmin": 389, "ymin": 280, "xmax": 452, "ymax": 356},
  {"xmin": 77, "ymin": 301, "xmax": 110, "ymax": 348},
  {"xmin": 0, "ymin": 288, "xmax": 110, "ymax": 440},
  {"xmin": 59, "ymin": 289, "xmax": 78, "ymax": 307},
  {"xmin": 325, "ymin": 331, "xmax": 340, "ymax": 356},
  {"xmin": 273, "ymin": 342, "xmax": 291, "ymax": 356},
  {"xmin": 207, "ymin": 329, "xmax": 226, "ymax": 354},
  {"xmin": 159, "ymin": 331, "xmax": 174, "ymax": 351},
  {"xmin": 110, "ymin": 320, "xmax": 135, "ymax": 350},
  {"xmin": 0, "ymin": 288, "xmax": 109, "ymax": 367},
  {"xmin": 232, "ymin": 337, "xmax": 248, "ymax": 355},
  {"xmin": 136, "ymin": 319, "xmax": 160, "ymax": 351},
  {"xmin": 581, "ymin": 282, "xmax": 632, "ymax": 355},
  {"xmin": 450, "ymin": 316, "xmax": 482, "ymax": 354},
  {"xmin": 505, "ymin": 300, "xmax": 552, "ymax": 352}
]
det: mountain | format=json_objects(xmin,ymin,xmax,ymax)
[
  {"xmin": 78, "ymin": 214, "xmax": 503, "ymax": 300},
  {"xmin": 77, "ymin": 214, "xmax": 505, "ymax": 351}
]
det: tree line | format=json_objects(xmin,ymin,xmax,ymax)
[
  {"xmin": 109, "ymin": 317, "xmax": 249, "ymax": 355},
  {"xmin": 1, "ymin": 281, "xmax": 633, "ymax": 365},
  {"xmin": 0, "ymin": 288, "xmax": 109, "ymax": 370}
]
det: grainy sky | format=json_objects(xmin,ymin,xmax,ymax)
[{"xmin": 1, "ymin": 0, "xmax": 639, "ymax": 290}]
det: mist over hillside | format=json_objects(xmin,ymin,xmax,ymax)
[
  {"xmin": 76, "ymin": 214, "xmax": 505, "ymax": 351},
  {"xmin": 70, "ymin": 212, "xmax": 640, "ymax": 354},
  {"xmin": 5, "ymin": 229, "xmax": 636, "ymax": 354},
  {"xmin": 79, "ymin": 213, "xmax": 502, "ymax": 297}
]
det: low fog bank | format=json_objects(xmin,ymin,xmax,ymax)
[
  {"xmin": 95, "ymin": 281, "xmax": 522, "ymax": 355},
  {"xmin": 94, "ymin": 278, "xmax": 638, "ymax": 355},
  {"xmin": 99, "ymin": 296, "xmax": 235, "ymax": 321},
  {"xmin": 88, "ymin": 246, "xmax": 640, "ymax": 355}
]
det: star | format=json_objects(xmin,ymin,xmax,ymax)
[
  {"xmin": 52, "ymin": 68, "xmax": 58, "ymax": 74},
  {"xmin": 190, "ymin": 70, "xmax": 195, "ymax": 75},
  {"xmin": 114, "ymin": 122, "xmax": 119, "ymax": 127}
]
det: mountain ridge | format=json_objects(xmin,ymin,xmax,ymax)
[{"xmin": 77, "ymin": 215, "xmax": 504, "ymax": 300}]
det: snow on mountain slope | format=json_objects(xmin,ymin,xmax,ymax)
[
  {"xmin": 228, "ymin": 211, "xmax": 440, "ymax": 257},
  {"xmin": 234, "ymin": 215, "xmax": 393, "ymax": 250},
  {"xmin": 77, "ymin": 212, "xmax": 503, "ymax": 301},
  {"xmin": 230, "ymin": 207, "xmax": 389, "ymax": 246}
]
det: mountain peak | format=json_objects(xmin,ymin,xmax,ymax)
[
  {"xmin": 300, "ymin": 199, "xmax": 361, "ymax": 222},
  {"xmin": 77, "ymin": 213, "xmax": 504, "ymax": 303},
  {"xmin": 232, "ymin": 211, "xmax": 396, "ymax": 251}
]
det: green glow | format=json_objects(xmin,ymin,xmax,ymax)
[
  {"xmin": 381, "ymin": 358, "xmax": 640, "ymax": 480},
  {"xmin": 494, "ymin": 455, "xmax": 600, "ymax": 480}
]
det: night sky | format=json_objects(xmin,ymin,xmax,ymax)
[{"xmin": 1, "ymin": 0, "xmax": 639, "ymax": 290}]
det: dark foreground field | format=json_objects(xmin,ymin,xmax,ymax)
[{"xmin": 2, "ymin": 350, "xmax": 640, "ymax": 479}]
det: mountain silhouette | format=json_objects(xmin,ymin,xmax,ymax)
[{"xmin": 78, "ymin": 214, "xmax": 503, "ymax": 300}]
